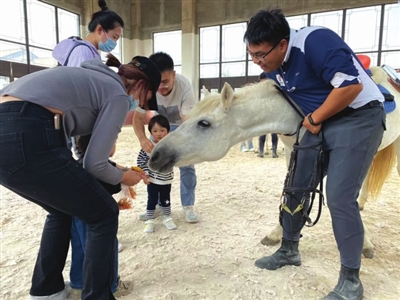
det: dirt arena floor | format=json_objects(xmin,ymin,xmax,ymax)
[{"xmin": 1, "ymin": 127, "xmax": 399, "ymax": 300}]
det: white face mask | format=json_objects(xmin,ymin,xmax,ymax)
[{"xmin": 128, "ymin": 95, "xmax": 139, "ymax": 111}]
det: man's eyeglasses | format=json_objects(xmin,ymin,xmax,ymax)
[
  {"xmin": 247, "ymin": 41, "xmax": 280, "ymax": 61},
  {"xmin": 159, "ymin": 81, "xmax": 170, "ymax": 88}
]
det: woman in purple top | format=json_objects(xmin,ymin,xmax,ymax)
[{"xmin": 53, "ymin": 0, "xmax": 123, "ymax": 68}]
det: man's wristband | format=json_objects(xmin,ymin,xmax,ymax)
[{"xmin": 308, "ymin": 113, "xmax": 321, "ymax": 126}]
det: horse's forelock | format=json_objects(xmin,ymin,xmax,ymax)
[
  {"xmin": 188, "ymin": 79, "xmax": 279, "ymax": 118},
  {"xmin": 188, "ymin": 94, "xmax": 223, "ymax": 117}
]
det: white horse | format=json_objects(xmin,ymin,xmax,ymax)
[{"xmin": 149, "ymin": 66, "xmax": 400, "ymax": 258}]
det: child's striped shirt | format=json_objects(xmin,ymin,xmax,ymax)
[{"xmin": 137, "ymin": 149, "xmax": 174, "ymax": 185}]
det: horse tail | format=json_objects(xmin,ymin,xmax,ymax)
[{"xmin": 366, "ymin": 143, "xmax": 397, "ymax": 200}]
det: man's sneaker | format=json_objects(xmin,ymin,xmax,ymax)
[
  {"xmin": 144, "ymin": 219, "xmax": 155, "ymax": 233},
  {"xmin": 113, "ymin": 277, "xmax": 133, "ymax": 298},
  {"xmin": 163, "ymin": 216, "xmax": 177, "ymax": 230},
  {"xmin": 139, "ymin": 205, "xmax": 162, "ymax": 221},
  {"xmin": 183, "ymin": 206, "xmax": 199, "ymax": 223},
  {"xmin": 29, "ymin": 281, "xmax": 71, "ymax": 299},
  {"xmin": 118, "ymin": 242, "xmax": 124, "ymax": 252}
]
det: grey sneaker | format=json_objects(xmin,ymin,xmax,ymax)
[
  {"xmin": 67, "ymin": 288, "xmax": 81, "ymax": 300},
  {"xmin": 139, "ymin": 205, "xmax": 162, "ymax": 221},
  {"xmin": 163, "ymin": 216, "xmax": 177, "ymax": 230},
  {"xmin": 183, "ymin": 206, "xmax": 199, "ymax": 223},
  {"xmin": 113, "ymin": 277, "xmax": 133, "ymax": 298},
  {"xmin": 29, "ymin": 281, "xmax": 71, "ymax": 299}
]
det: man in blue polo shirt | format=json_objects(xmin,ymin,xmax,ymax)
[{"xmin": 244, "ymin": 8, "xmax": 385, "ymax": 300}]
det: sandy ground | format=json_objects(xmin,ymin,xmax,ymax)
[{"xmin": 1, "ymin": 127, "xmax": 399, "ymax": 300}]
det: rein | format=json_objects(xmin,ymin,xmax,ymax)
[
  {"xmin": 274, "ymin": 85, "xmax": 305, "ymax": 136},
  {"xmin": 280, "ymin": 120, "xmax": 325, "ymax": 229}
]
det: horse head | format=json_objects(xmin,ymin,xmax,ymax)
[{"xmin": 149, "ymin": 80, "xmax": 301, "ymax": 172}]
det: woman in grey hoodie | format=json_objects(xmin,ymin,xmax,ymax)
[
  {"xmin": 52, "ymin": 0, "xmax": 127, "ymax": 296},
  {"xmin": 0, "ymin": 54, "xmax": 161, "ymax": 300}
]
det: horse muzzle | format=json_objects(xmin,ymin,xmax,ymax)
[{"xmin": 149, "ymin": 149, "xmax": 177, "ymax": 173}]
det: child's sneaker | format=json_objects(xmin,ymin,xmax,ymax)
[
  {"xmin": 144, "ymin": 219, "xmax": 155, "ymax": 233},
  {"xmin": 139, "ymin": 205, "xmax": 162, "ymax": 220},
  {"xmin": 163, "ymin": 216, "xmax": 177, "ymax": 230},
  {"xmin": 118, "ymin": 242, "xmax": 124, "ymax": 252},
  {"xmin": 183, "ymin": 206, "xmax": 199, "ymax": 223}
]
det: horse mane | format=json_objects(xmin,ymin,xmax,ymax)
[
  {"xmin": 370, "ymin": 66, "xmax": 400, "ymax": 98},
  {"xmin": 370, "ymin": 66, "xmax": 387, "ymax": 85},
  {"xmin": 235, "ymin": 79, "xmax": 278, "ymax": 98},
  {"xmin": 189, "ymin": 66, "xmax": 390, "ymax": 119},
  {"xmin": 188, "ymin": 79, "xmax": 279, "ymax": 117}
]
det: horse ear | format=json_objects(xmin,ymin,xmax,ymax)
[
  {"xmin": 221, "ymin": 82, "xmax": 234, "ymax": 110},
  {"xmin": 202, "ymin": 85, "xmax": 210, "ymax": 97}
]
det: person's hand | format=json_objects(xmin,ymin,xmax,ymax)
[
  {"xmin": 387, "ymin": 78, "xmax": 400, "ymax": 93},
  {"xmin": 121, "ymin": 170, "xmax": 149, "ymax": 186},
  {"xmin": 139, "ymin": 137, "xmax": 154, "ymax": 153},
  {"xmin": 139, "ymin": 172, "xmax": 150, "ymax": 185},
  {"xmin": 303, "ymin": 113, "xmax": 322, "ymax": 135}
]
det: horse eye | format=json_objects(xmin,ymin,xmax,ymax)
[{"xmin": 197, "ymin": 120, "xmax": 210, "ymax": 128}]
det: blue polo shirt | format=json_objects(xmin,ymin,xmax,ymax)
[{"xmin": 265, "ymin": 27, "xmax": 384, "ymax": 115}]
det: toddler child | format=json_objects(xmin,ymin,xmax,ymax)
[{"xmin": 137, "ymin": 115, "xmax": 176, "ymax": 232}]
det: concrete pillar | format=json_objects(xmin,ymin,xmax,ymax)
[
  {"xmin": 181, "ymin": 0, "xmax": 199, "ymax": 99},
  {"xmin": 126, "ymin": 0, "xmax": 153, "ymax": 61},
  {"xmin": 81, "ymin": 0, "xmax": 96, "ymax": 38}
]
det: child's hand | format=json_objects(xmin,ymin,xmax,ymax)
[{"xmin": 141, "ymin": 173, "xmax": 150, "ymax": 185}]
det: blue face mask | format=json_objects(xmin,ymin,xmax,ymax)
[
  {"xmin": 128, "ymin": 95, "xmax": 139, "ymax": 111},
  {"xmin": 99, "ymin": 31, "xmax": 117, "ymax": 52}
]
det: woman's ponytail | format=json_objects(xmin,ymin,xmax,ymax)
[{"xmin": 105, "ymin": 53, "xmax": 121, "ymax": 69}]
